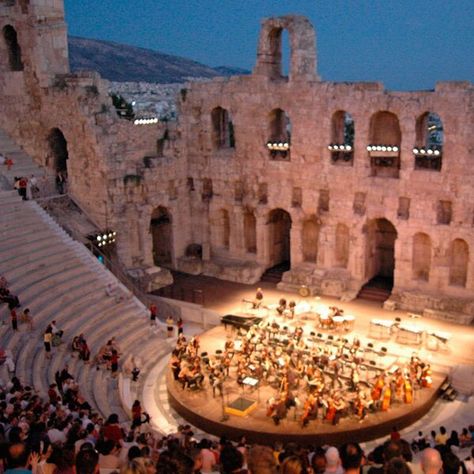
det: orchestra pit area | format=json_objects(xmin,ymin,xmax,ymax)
[{"xmin": 165, "ymin": 285, "xmax": 474, "ymax": 445}]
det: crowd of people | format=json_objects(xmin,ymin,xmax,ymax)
[{"xmin": 0, "ymin": 371, "xmax": 473, "ymax": 474}]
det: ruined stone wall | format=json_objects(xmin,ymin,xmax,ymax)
[{"xmin": 174, "ymin": 17, "xmax": 474, "ymax": 316}]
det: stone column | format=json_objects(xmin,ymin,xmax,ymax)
[
  {"xmin": 290, "ymin": 219, "xmax": 303, "ymax": 266},
  {"xmin": 138, "ymin": 205, "xmax": 154, "ymax": 266},
  {"xmin": 255, "ymin": 208, "xmax": 269, "ymax": 266},
  {"xmin": 230, "ymin": 206, "xmax": 245, "ymax": 257}
]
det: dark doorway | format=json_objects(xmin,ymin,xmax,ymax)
[
  {"xmin": 150, "ymin": 206, "xmax": 173, "ymax": 266},
  {"xmin": 268, "ymin": 208, "xmax": 291, "ymax": 269},
  {"xmin": 47, "ymin": 128, "xmax": 69, "ymax": 174},
  {"xmin": 3, "ymin": 25, "xmax": 23, "ymax": 71}
]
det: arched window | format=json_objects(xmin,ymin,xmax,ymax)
[
  {"xmin": 329, "ymin": 111, "xmax": 354, "ymax": 165},
  {"xmin": 449, "ymin": 239, "xmax": 469, "ymax": 287},
  {"xmin": 211, "ymin": 107, "xmax": 235, "ymax": 149},
  {"xmin": 368, "ymin": 111, "xmax": 401, "ymax": 178},
  {"xmin": 412, "ymin": 233, "xmax": 431, "ymax": 281},
  {"xmin": 267, "ymin": 108, "xmax": 291, "ymax": 160},
  {"xmin": 3, "ymin": 25, "xmax": 23, "ymax": 71},
  {"xmin": 413, "ymin": 112, "xmax": 443, "ymax": 171}
]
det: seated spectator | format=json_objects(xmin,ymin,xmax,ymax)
[
  {"xmin": 435, "ymin": 426, "xmax": 448, "ymax": 445},
  {"xmin": 420, "ymin": 448, "xmax": 443, "ymax": 474},
  {"xmin": 464, "ymin": 448, "xmax": 474, "ymax": 474},
  {"xmin": 76, "ymin": 445, "xmax": 99, "ymax": 474},
  {"xmin": 247, "ymin": 444, "xmax": 276, "ymax": 474},
  {"xmin": 5, "ymin": 442, "xmax": 37, "ymax": 474},
  {"xmin": 461, "ymin": 428, "xmax": 474, "ymax": 447},
  {"xmin": 340, "ymin": 443, "xmax": 364, "ymax": 474},
  {"xmin": 446, "ymin": 430, "xmax": 460, "ymax": 448},
  {"xmin": 325, "ymin": 446, "xmax": 344, "ymax": 474},
  {"xmin": 97, "ymin": 439, "xmax": 121, "ymax": 470}
]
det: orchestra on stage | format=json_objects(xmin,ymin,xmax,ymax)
[{"xmin": 168, "ymin": 289, "xmax": 438, "ymax": 429}]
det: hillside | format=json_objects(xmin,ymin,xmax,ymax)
[{"xmin": 68, "ymin": 36, "xmax": 249, "ymax": 84}]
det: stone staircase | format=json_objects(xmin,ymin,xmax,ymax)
[
  {"xmin": 0, "ymin": 128, "xmax": 55, "ymax": 194},
  {"xmin": 260, "ymin": 261, "xmax": 290, "ymax": 284},
  {"xmin": 357, "ymin": 276, "xmax": 393, "ymax": 303},
  {"xmin": 0, "ymin": 189, "xmax": 170, "ymax": 425}
]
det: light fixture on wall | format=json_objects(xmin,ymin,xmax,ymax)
[
  {"xmin": 413, "ymin": 147, "xmax": 441, "ymax": 156},
  {"xmin": 366, "ymin": 144, "xmax": 399, "ymax": 152},
  {"xmin": 133, "ymin": 117, "xmax": 159, "ymax": 125},
  {"xmin": 327, "ymin": 144, "xmax": 352, "ymax": 151},
  {"xmin": 89, "ymin": 230, "xmax": 117, "ymax": 248},
  {"xmin": 266, "ymin": 141, "xmax": 290, "ymax": 151}
]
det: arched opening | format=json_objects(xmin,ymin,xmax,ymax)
[
  {"xmin": 267, "ymin": 108, "xmax": 291, "ymax": 160},
  {"xmin": 47, "ymin": 128, "xmax": 69, "ymax": 174},
  {"xmin": 365, "ymin": 218, "xmax": 397, "ymax": 289},
  {"xmin": 267, "ymin": 27, "xmax": 292, "ymax": 79},
  {"xmin": 449, "ymin": 239, "xmax": 469, "ymax": 287},
  {"xmin": 211, "ymin": 107, "xmax": 235, "ymax": 149},
  {"xmin": 329, "ymin": 111, "xmax": 354, "ymax": 165},
  {"xmin": 368, "ymin": 111, "xmax": 401, "ymax": 178},
  {"xmin": 243, "ymin": 209, "xmax": 257, "ymax": 254},
  {"xmin": 414, "ymin": 112, "xmax": 443, "ymax": 171},
  {"xmin": 412, "ymin": 233, "xmax": 431, "ymax": 281},
  {"xmin": 150, "ymin": 206, "xmax": 173, "ymax": 266},
  {"xmin": 268, "ymin": 208, "xmax": 291, "ymax": 268},
  {"xmin": 302, "ymin": 215, "xmax": 319, "ymax": 263},
  {"xmin": 335, "ymin": 223, "xmax": 350, "ymax": 268},
  {"xmin": 211, "ymin": 209, "xmax": 230, "ymax": 251},
  {"xmin": 3, "ymin": 25, "xmax": 23, "ymax": 71}
]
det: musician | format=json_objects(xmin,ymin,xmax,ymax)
[
  {"xmin": 253, "ymin": 287, "xmax": 264, "ymax": 309},
  {"xmin": 288, "ymin": 300, "xmax": 296, "ymax": 318},
  {"xmin": 381, "ymin": 384, "xmax": 391, "ymax": 411},
  {"xmin": 170, "ymin": 350, "xmax": 181, "ymax": 381},
  {"xmin": 333, "ymin": 394, "xmax": 346, "ymax": 425},
  {"xmin": 421, "ymin": 364, "xmax": 433, "ymax": 388},
  {"xmin": 404, "ymin": 377, "xmax": 413, "ymax": 403},
  {"xmin": 349, "ymin": 365, "xmax": 360, "ymax": 391},
  {"xmin": 276, "ymin": 298, "xmax": 287, "ymax": 316},
  {"xmin": 301, "ymin": 392, "xmax": 317, "ymax": 427},
  {"xmin": 209, "ymin": 368, "xmax": 224, "ymax": 397}
]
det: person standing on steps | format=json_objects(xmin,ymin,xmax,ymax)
[
  {"xmin": 166, "ymin": 315, "xmax": 174, "ymax": 338},
  {"xmin": 10, "ymin": 307, "xmax": 18, "ymax": 331},
  {"xmin": 44, "ymin": 327, "xmax": 53, "ymax": 359},
  {"xmin": 149, "ymin": 303, "xmax": 157, "ymax": 328}
]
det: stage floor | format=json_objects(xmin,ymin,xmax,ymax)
[
  {"xmin": 167, "ymin": 323, "xmax": 445, "ymax": 445},
  {"xmin": 160, "ymin": 277, "xmax": 474, "ymax": 443}
]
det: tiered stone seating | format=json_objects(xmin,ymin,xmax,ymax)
[
  {"xmin": 0, "ymin": 188, "xmax": 172, "ymax": 424},
  {"xmin": 0, "ymin": 129, "xmax": 54, "ymax": 191}
]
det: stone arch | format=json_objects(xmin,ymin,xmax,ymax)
[
  {"xmin": 254, "ymin": 15, "xmax": 317, "ymax": 81},
  {"xmin": 335, "ymin": 223, "xmax": 350, "ymax": 268},
  {"xmin": 150, "ymin": 206, "xmax": 173, "ymax": 266},
  {"xmin": 365, "ymin": 218, "xmax": 397, "ymax": 284},
  {"xmin": 211, "ymin": 208, "xmax": 230, "ymax": 251},
  {"xmin": 414, "ymin": 112, "xmax": 444, "ymax": 171},
  {"xmin": 268, "ymin": 208, "xmax": 291, "ymax": 267},
  {"xmin": 330, "ymin": 111, "xmax": 354, "ymax": 163},
  {"xmin": 211, "ymin": 106, "xmax": 235, "ymax": 149},
  {"xmin": 448, "ymin": 238, "xmax": 469, "ymax": 287},
  {"xmin": 47, "ymin": 128, "xmax": 69, "ymax": 173},
  {"xmin": 412, "ymin": 232, "xmax": 431, "ymax": 281},
  {"xmin": 3, "ymin": 25, "xmax": 23, "ymax": 71},
  {"xmin": 368, "ymin": 111, "xmax": 401, "ymax": 177},
  {"xmin": 268, "ymin": 108, "xmax": 291, "ymax": 143},
  {"xmin": 243, "ymin": 208, "xmax": 257, "ymax": 254},
  {"xmin": 302, "ymin": 215, "xmax": 320, "ymax": 263},
  {"xmin": 369, "ymin": 111, "xmax": 401, "ymax": 145}
]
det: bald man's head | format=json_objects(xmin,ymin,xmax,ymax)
[{"xmin": 421, "ymin": 448, "xmax": 442, "ymax": 474}]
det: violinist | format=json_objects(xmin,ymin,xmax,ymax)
[{"xmin": 301, "ymin": 392, "xmax": 317, "ymax": 427}]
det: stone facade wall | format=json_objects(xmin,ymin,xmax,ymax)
[{"xmin": 1, "ymin": 3, "xmax": 473, "ymax": 319}]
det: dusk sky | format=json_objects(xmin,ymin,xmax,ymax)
[{"xmin": 64, "ymin": 0, "xmax": 474, "ymax": 91}]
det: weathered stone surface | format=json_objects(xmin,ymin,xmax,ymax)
[{"xmin": 0, "ymin": 4, "xmax": 473, "ymax": 321}]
